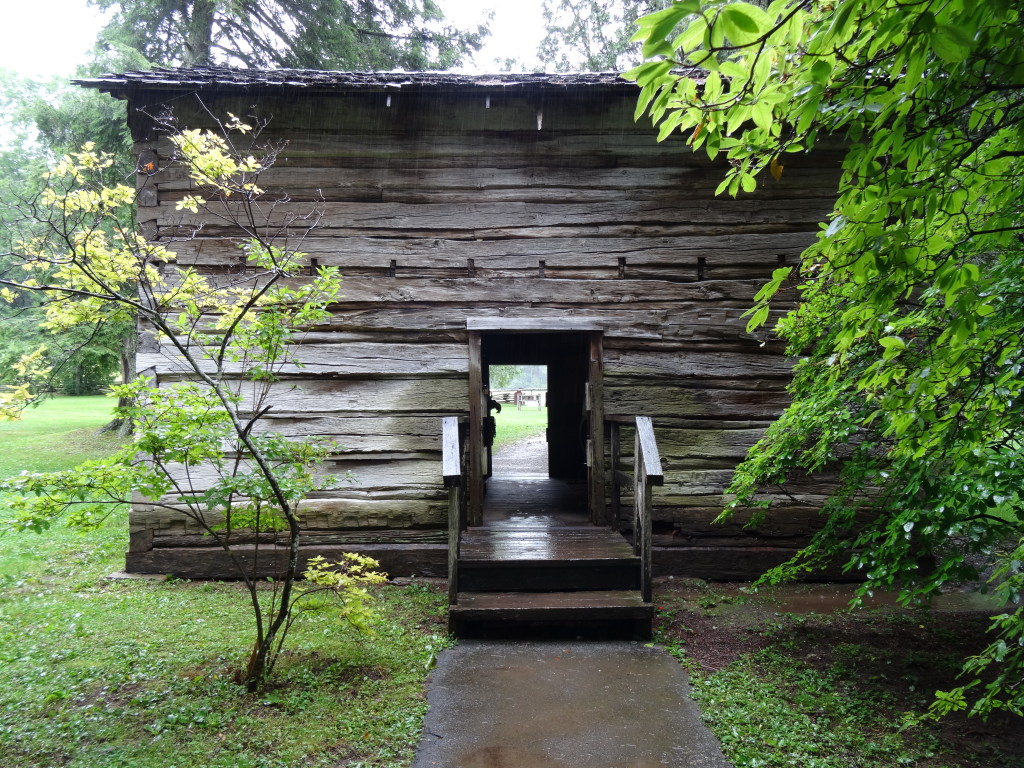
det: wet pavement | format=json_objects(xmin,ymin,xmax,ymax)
[
  {"xmin": 492, "ymin": 434, "xmax": 548, "ymax": 476},
  {"xmin": 411, "ymin": 641, "xmax": 731, "ymax": 768}
]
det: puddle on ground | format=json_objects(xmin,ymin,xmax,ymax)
[
  {"xmin": 460, "ymin": 745, "xmax": 567, "ymax": 768},
  {"xmin": 768, "ymin": 585, "xmax": 1005, "ymax": 613},
  {"xmin": 660, "ymin": 580, "xmax": 1010, "ymax": 615}
]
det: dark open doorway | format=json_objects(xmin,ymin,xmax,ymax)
[
  {"xmin": 467, "ymin": 327, "xmax": 605, "ymax": 526},
  {"xmin": 488, "ymin": 364, "xmax": 548, "ymax": 477},
  {"xmin": 482, "ymin": 332, "xmax": 589, "ymax": 480}
]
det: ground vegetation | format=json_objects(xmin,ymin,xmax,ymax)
[
  {"xmin": 655, "ymin": 580, "xmax": 1024, "ymax": 768},
  {"xmin": 492, "ymin": 406, "xmax": 548, "ymax": 454}
]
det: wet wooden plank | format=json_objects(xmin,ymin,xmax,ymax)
[
  {"xmin": 481, "ymin": 476, "xmax": 589, "ymax": 523},
  {"xmin": 140, "ymin": 341, "xmax": 468, "ymax": 377},
  {"xmin": 156, "ymin": 197, "xmax": 835, "ymax": 234},
  {"xmin": 450, "ymin": 590, "xmax": 654, "ymax": 621},
  {"xmin": 460, "ymin": 528, "xmax": 635, "ymax": 561},
  {"xmin": 635, "ymin": 416, "xmax": 664, "ymax": 485}
]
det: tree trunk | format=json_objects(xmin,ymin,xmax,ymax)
[
  {"xmin": 184, "ymin": 0, "xmax": 217, "ymax": 66},
  {"xmin": 99, "ymin": 328, "xmax": 137, "ymax": 436}
]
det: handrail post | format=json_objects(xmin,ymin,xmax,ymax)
[
  {"xmin": 442, "ymin": 416, "xmax": 463, "ymax": 606},
  {"xmin": 633, "ymin": 416, "xmax": 663, "ymax": 604},
  {"xmin": 609, "ymin": 421, "xmax": 621, "ymax": 530}
]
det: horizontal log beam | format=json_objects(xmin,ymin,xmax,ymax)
[
  {"xmin": 154, "ymin": 198, "xmax": 835, "ymax": 234},
  {"xmin": 126, "ymin": 543, "xmax": 447, "ymax": 579},
  {"xmin": 169, "ymin": 231, "xmax": 816, "ymax": 272}
]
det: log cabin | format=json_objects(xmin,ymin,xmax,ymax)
[{"xmin": 77, "ymin": 68, "xmax": 844, "ymax": 634}]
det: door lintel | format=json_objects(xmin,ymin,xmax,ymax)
[{"xmin": 466, "ymin": 318, "xmax": 605, "ymax": 332}]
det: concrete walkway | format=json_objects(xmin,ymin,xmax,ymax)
[
  {"xmin": 411, "ymin": 641, "xmax": 732, "ymax": 768},
  {"xmin": 492, "ymin": 433, "xmax": 548, "ymax": 476}
]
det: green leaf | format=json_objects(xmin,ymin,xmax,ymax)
[
  {"xmin": 744, "ymin": 304, "xmax": 770, "ymax": 332},
  {"xmin": 752, "ymin": 100, "xmax": 774, "ymax": 131},
  {"xmin": 643, "ymin": 39, "xmax": 676, "ymax": 59},
  {"xmin": 937, "ymin": 23, "xmax": 975, "ymax": 50},
  {"xmin": 752, "ymin": 266, "xmax": 792, "ymax": 302},
  {"xmin": 718, "ymin": 5, "xmax": 764, "ymax": 46},
  {"xmin": 810, "ymin": 59, "xmax": 833, "ymax": 84},
  {"xmin": 932, "ymin": 26, "xmax": 970, "ymax": 63},
  {"xmin": 625, "ymin": 60, "xmax": 673, "ymax": 87},
  {"xmin": 703, "ymin": 71, "xmax": 723, "ymax": 102},
  {"xmin": 672, "ymin": 17, "xmax": 707, "ymax": 52},
  {"xmin": 827, "ymin": 0, "xmax": 857, "ymax": 40},
  {"xmin": 635, "ymin": 0, "xmax": 701, "ymax": 44}
]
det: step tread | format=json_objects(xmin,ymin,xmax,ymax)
[
  {"xmin": 458, "ymin": 557, "xmax": 634, "ymax": 569},
  {"xmin": 451, "ymin": 590, "xmax": 654, "ymax": 618},
  {"xmin": 460, "ymin": 527, "xmax": 636, "ymax": 562}
]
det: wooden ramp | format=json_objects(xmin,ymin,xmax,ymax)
[{"xmin": 448, "ymin": 476, "xmax": 654, "ymax": 638}]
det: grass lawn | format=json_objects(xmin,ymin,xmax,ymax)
[
  {"xmin": 492, "ymin": 404, "xmax": 547, "ymax": 452},
  {"xmin": 0, "ymin": 395, "xmax": 125, "ymax": 477},
  {"xmin": 0, "ymin": 397, "xmax": 453, "ymax": 768}
]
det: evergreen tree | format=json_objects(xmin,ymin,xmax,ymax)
[{"xmin": 90, "ymin": 0, "xmax": 488, "ymax": 69}]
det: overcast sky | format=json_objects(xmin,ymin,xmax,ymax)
[{"xmin": 0, "ymin": 0, "xmax": 548, "ymax": 79}]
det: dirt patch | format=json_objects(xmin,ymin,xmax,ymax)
[
  {"xmin": 653, "ymin": 579, "xmax": 1024, "ymax": 766},
  {"xmin": 655, "ymin": 605, "xmax": 770, "ymax": 673}
]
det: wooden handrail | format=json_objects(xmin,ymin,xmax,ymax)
[
  {"xmin": 442, "ymin": 416, "xmax": 462, "ymax": 487},
  {"xmin": 441, "ymin": 416, "xmax": 464, "ymax": 605},
  {"xmin": 607, "ymin": 415, "xmax": 662, "ymax": 603},
  {"xmin": 633, "ymin": 416, "xmax": 662, "ymax": 603},
  {"xmin": 635, "ymin": 416, "xmax": 664, "ymax": 485}
]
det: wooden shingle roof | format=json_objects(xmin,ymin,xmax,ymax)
[{"xmin": 74, "ymin": 67, "xmax": 681, "ymax": 97}]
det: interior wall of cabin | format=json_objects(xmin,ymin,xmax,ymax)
[{"xmin": 122, "ymin": 83, "xmax": 847, "ymax": 580}]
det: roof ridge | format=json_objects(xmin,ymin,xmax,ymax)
[{"xmin": 74, "ymin": 66, "xmax": 703, "ymax": 94}]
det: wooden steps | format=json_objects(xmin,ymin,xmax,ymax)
[
  {"xmin": 449, "ymin": 590, "xmax": 652, "ymax": 638},
  {"xmin": 458, "ymin": 560, "xmax": 641, "ymax": 592},
  {"xmin": 459, "ymin": 526, "xmax": 642, "ymax": 592},
  {"xmin": 450, "ymin": 523, "xmax": 654, "ymax": 638}
]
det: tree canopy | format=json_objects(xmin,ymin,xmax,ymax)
[
  {"xmin": 629, "ymin": 0, "xmax": 1024, "ymax": 717},
  {"xmin": 538, "ymin": 1, "xmax": 671, "ymax": 72},
  {"xmin": 0, "ymin": 64, "xmax": 136, "ymax": 398},
  {"xmin": 90, "ymin": 0, "xmax": 488, "ymax": 69}
]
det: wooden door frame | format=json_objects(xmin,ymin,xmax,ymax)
[
  {"xmin": 465, "ymin": 323, "xmax": 605, "ymax": 526},
  {"xmin": 467, "ymin": 331, "xmax": 484, "ymax": 526},
  {"xmin": 587, "ymin": 331, "xmax": 606, "ymax": 525}
]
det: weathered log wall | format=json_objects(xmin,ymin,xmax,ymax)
[{"xmin": 124, "ymin": 83, "xmax": 841, "ymax": 579}]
